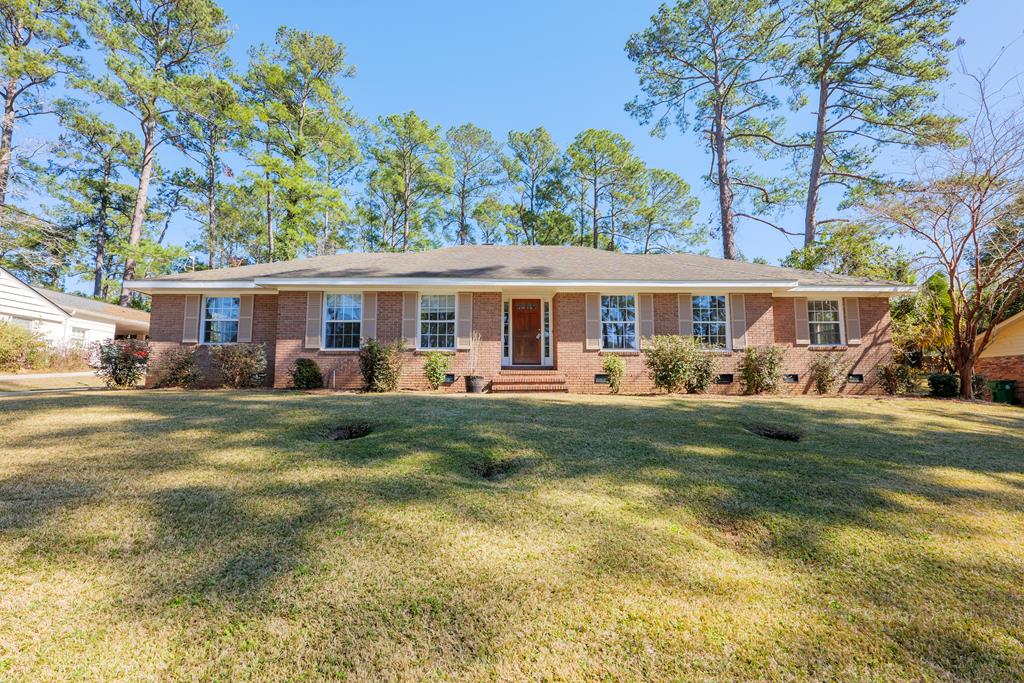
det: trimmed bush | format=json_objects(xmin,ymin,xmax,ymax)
[
  {"xmin": 423, "ymin": 350, "xmax": 451, "ymax": 390},
  {"xmin": 0, "ymin": 321, "xmax": 44, "ymax": 371},
  {"xmin": 643, "ymin": 335, "xmax": 689, "ymax": 393},
  {"xmin": 359, "ymin": 339, "xmax": 405, "ymax": 392},
  {"xmin": 602, "ymin": 354, "xmax": 625, "ymax": 394},
  {"xmin": 878, "ymin": 362, "xmax": 917, "ymax": 395},
  {"xmin": 153, "ymin": 347, "xmax": 203, "ymax": 388},
  {"xmin": 685, "ymin": 350, "xmax": 717, "ymax": 394},
  {"xmin": 291, "ymin": 358, "xmax": 323, "ymax": 389},
  {"xmin": 642, "ymin": 335, "xmax": 718, "ymax": 394},
  {"xmin": 210, "ymin": 344, "xmax": 267, "ymax": 389},
  {"xmin": 927, "ymin": 373, "xmax": 959, "ymax": 398},
  {"xmin": 928, "ymin": 373, "xmax": 958, "ymax": 397},
  {"xmin": 96, "ymin": 339, "xmax": 150, "ymax": 388},
  {"xmin": 738, "ymin": 345, "xmax": 784, "ymax": 395},
  {"xmin": 808, "ymin": 352, "xmax": 847, "ymax": 394}
]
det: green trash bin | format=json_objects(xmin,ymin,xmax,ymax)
[{"xmin": 990, "ymin": 380, "xmax": 1016, "ymax": 404}]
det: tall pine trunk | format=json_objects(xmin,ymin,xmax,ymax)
[
  {"xmin": 804, "ymin": 77, "xmax": 829, "ymax": 247},
  {"xmin": 207, "ymin": 129, "xmax": 217, "ymax": 268},
  {"xmin": 93, "ymin": 160, "xmax": 112, "ymax": 297},
  {"xmin": 591, "ymin": 175, "xmax": 599, "ymax": 249},
  {"xmin": 0, "ymin": 81, "xmax": 18, "ymax": 210},
  {"xmin": 120, "ymin": 117, "xmax": 157, "ymax": 306},
  {"xmin": 712, "ymin": 102, "xmax": 736, "ymax": 260},
  {"xmin": 265, "ymin": 138, "xmax": 274, "ymax": 262}
]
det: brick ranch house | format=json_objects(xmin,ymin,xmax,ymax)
[
  {"xmin": 126, "ymin": 245, "xmax": 915, "ymax": 394},
  {"xmin": 977, "ymin": 309, "xmax": 1024, "ymax": 403}
]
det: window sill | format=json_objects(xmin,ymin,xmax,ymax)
[
  {"xmin": 599, "ymin": 349, "xmax": 640, "ymax": 355},
  {"xmin": 318, "ymin": 349, "xmax": 360, "ymax": 355},
  {"xmin": 808, "ymin": 345, "xmax": 848, "ymax": 351},
  {"xmin": 414, "ymin": 349, "xmax": 458, "ymax": 355}
]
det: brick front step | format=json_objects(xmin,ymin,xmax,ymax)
[{"xmin": 491, "ymin": 369, "xmax": 568, "ymax": 393}]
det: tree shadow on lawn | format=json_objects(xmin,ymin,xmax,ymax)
[{"xmin": 1, "ymin": 391, "xmax": 1023, "ymax": 677}]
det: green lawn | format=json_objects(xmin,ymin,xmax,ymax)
[{"xmin": 1, "ymin": 391, "xmax": 1022, "ymax": 681}]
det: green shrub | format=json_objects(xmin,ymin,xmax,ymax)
[
  {"xmin": 643, "ymin": 335, "xmax": 689, "ymax": 392},
  {"xmin": 602, "ymin": 354, "xmax": 625, "ymax": 394},
  {"xmin": 808, "ymin": 352, "xmax": 847, "ymax": 394},
  {"xmin": 359, "ymin": 339, "xmax": 405, "ymax": 392},
  {"xmin": 423, "ymin": 351, "xmax": 452, "ymax": 390},
  {"xmin": 96, "ymin": 339, "xmax": 150, "ymax": 388},
  {"xmin": 738, "ymin": 345, "xmax": 784, "ymax": 395},
  {"xmin": 0, "ymin": 321, "xmax": 44, "ymax": 371},
  {"xmin": 210, "ymin": 344, "xmax": 267, "ymax": 388},
  {"xmin": 291, "ymin": 357, "xmax": 323, "ymax": 389},
  {"xmin": 927, "ymin": 373, "xmax": 959, "ymax": 398},
  {"xmin": 878, "ymin": 362, "xmax": 917, "ymax": 395},
  {"xmin": 642, "ymin": 335, "xmax": 717, "ymax": 394},
  {"xmin": 685, "ymin": 350, "xmax": 717, "ymax": 394},
  {"xmin": 153, "ymin": 347, "xmax": 203, "ymax": 388}
]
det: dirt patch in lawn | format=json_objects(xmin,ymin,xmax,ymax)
[
  {"xmin": 747, "ymin": 423, "xmax": 804, "ymax": 442},
  {"xmin": 329, "ymin": 423, "xmax": 373, "ymax": 441}
]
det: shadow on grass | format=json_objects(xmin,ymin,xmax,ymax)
[{"xmin": 1, "ymin": 390, "xmax": 1023, "ymax": 677}]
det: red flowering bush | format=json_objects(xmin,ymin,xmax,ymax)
[{"xmin": 96, "ymin": 339, "xmax": 150, "ymax": 388}]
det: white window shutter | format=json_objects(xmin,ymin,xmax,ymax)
[
  {"xmin": 182, "ymin": 295, "xmax": 200, "ymax": 343},
  {"xmin": 845, "ymin": 298, "xmax": 862, "ymax": 346},
  {"xmin": 794, "ymin": 298, "xmax": 810, "ymax": 346},
  {"xmin": 730, "ymin": 294, "xmax": 747, "ymax": 350},
  {"xmin": 237, "ymin": 295, "xmax": 254, "ymax": 342},
  {"xmin": 585, "ymin": 293, "xmax": 601, "ymax": 350},
  {"xmin": 361, "ymin": 292, "xmax": 377, "ymax": 342},
  {"xmin": 456, "ymin": 292, "xmax": 473, "ymax": 349},
  {"xmin": 678, "ymin": 293, "xmax": 693, "ymax": 338},
  {"xmin": 305, "ymin": 292, "xmax": 322, "ymax": 350},
  {"xmin": 402, "ymin": 292, "xmax": 418, "ymax": 348}
]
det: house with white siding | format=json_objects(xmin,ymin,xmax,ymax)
[{"xmin": 0, "ymin": 267, "xmax": 149, "ymax": 345}]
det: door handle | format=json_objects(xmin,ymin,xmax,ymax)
[{"xmin": 535, "ymin": 333, "xmax": 541, "ymax": 340}]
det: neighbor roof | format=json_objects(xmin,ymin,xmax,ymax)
[
  {"xmin": 128, "ymin": 245, "xmax": 910, "ymax": 291},
  {"xmin": 32, "ymin": 287, "xmax": 151, "ymax": 325}
]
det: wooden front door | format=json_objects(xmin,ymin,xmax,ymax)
[{"xmin": 511, "ymin": 299, "xmax": 542, "ymax": 364}]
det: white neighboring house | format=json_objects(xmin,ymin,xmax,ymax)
[{"xmin": 0, "ymin": 267, "xmax": 150, "ymax": 346}]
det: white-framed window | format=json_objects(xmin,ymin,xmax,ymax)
[
  {"xmin": 202, "ymin": 296, "xmax": 240, "ymax": 344},
  {"xmin": 502, "ymin": 300, "xmax": 510, "ymax": 359},
  {"xmin": 323, "ymin": 293, "xmax": 361, "ymax": 349},
  {"xmin": 600, "ymin": 294, "xmax": 636, "ymax": 350},
  {"xmin": 808, "ymin": 299, "xmax": 843, "ymax": 346},
  {"xmin": 8, "ymin": 316, "xmax": 33, "ymax": 331},
  {"xmin": 692, "ymin": 295, "xmax": 729, "ymax": 349},
  {"xmin": 419, "ymin": 294, "xmax": 456, "ymax": 349},
  {"xmin": 70, "ymin": 326, "xmax": 88, "ymax": 343},
  {"xmin": 542, "ymin": 300, "xmax": 551, "ymax": 359}
]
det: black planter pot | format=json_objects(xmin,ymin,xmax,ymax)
[{"xmin": 465, "ymin": 375, "xmax": 486, "ymax": 393}]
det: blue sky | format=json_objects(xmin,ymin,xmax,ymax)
[{"xmin": 17, "ymin": 0, "xmax": 1024, "ymax": 284}]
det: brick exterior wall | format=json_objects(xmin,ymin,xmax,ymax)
[
  {"xmin": 553, "ymin": 292, "xmax": 892, "ymax": 395},
  {"xmin": 146, "ymin": 289, "xmax": 894, "ymax": 395},
  {"xmin": 145, "ymin": 294, "xmax": 278, "ymax": 388},
  {"xmin": 273, "ymin": 291, "xmax": 502, "ymax": 391},
  {"xmin": 977, "ymin": 355, "xmax": 1024, "ymax": 403}
]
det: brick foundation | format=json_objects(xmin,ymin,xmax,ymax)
[
  {"xmin": 977, "ymin": 355, "xmax": 1024, "ymax": 403},
  {"xmin": 146, "ymin": 290, "xmax": 894, "ymax": 395}
]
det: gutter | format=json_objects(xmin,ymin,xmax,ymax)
[{"xmin": 125, "ymin": 277, "xmax": 916, "ymax": 295}]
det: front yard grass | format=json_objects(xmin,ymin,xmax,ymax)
[{"xmin": 0, "ymin": 391, "xmax": 1022, "ymax": 680}]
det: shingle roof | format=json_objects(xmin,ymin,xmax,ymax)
[
  {"xmin": 136, "ymin": 245, "xmax": 904, "ymax": 287},
  {"xmin": 32, "ymin": 287, "xmax": 151, "ymax": 324}
]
